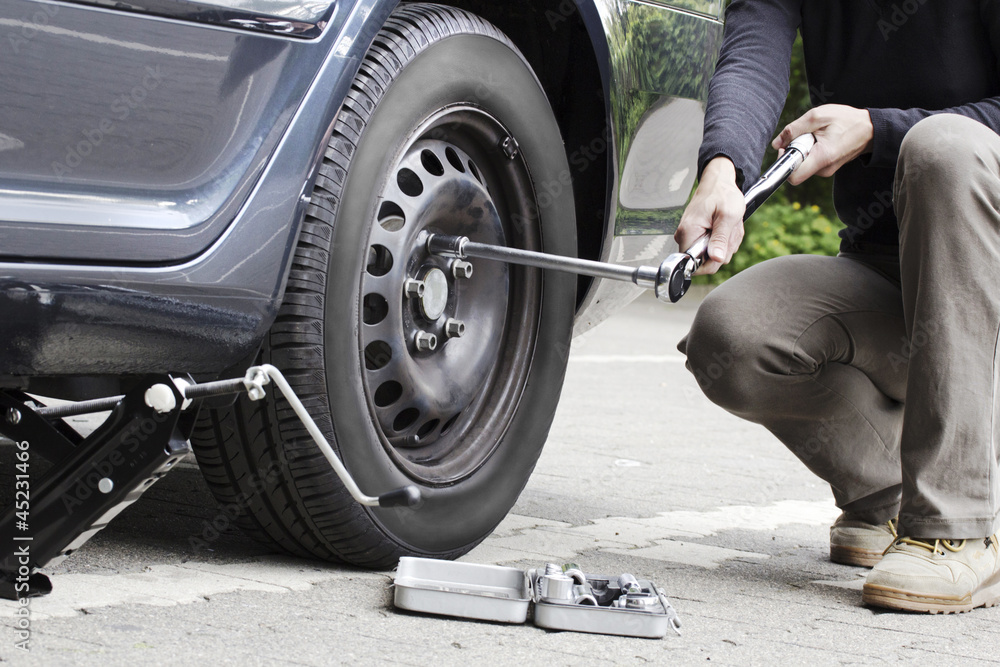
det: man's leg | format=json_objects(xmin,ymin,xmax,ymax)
[
  {"xmin": 863, "ymin": 114, "xmax": 1000, "ymax": 614},
  {"xmin": 680, "ymin": 252, "xmax": 907, "ymax": 521},
  {"xmin": 893, "ymin": 114, "xmax": 1000, "ymax": 538}
]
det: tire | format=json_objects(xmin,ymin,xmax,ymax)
[{"xmin": 190, "ymin": 3, "xmax": 577, "ymax": 568}]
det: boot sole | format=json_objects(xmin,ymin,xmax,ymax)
[
  {"xmin": 830, "ymin": 544, "xmax": 884, "ymax": 568},
  {"xmin": 862, "ymin": 582, "xmax": 1000, "ymax": 614}
]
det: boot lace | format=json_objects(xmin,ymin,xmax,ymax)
[{"xmin": 889, "ymin": 537, "xmax": 967, "ymax": 556}]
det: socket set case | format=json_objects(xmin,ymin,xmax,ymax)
[{"xmin": 392, "ymin": 557, "xmax": 681, "ymax": 639}]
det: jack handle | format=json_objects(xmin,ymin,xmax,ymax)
[
  {"xmin": 241, "ymin": 366, "xmax": 421, "ymax": 509},
  {"xmin": 30, "ymin": 366, "xmax": 423, "ymax": 510}
]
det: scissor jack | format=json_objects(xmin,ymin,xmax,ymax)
[
  {"xmin": 428, "ymin": 134, "xmax": 816, "ymax": 302},
  {"xmin": 0, "ymin": 365, "xmax": 420, "ymax": 599}
]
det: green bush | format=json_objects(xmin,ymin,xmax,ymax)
[{"xmin": 698, "ymin": 199, "xmax": 843, "ymax": 285}]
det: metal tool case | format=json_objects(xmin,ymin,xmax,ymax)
[{"xmin": 393, "ymin": 557, "xmax": 681, "ymax": 639}]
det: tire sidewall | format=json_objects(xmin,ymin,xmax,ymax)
[{"xmin": 322, "ymin": 33, "xmax": 576, "ymax": 554}]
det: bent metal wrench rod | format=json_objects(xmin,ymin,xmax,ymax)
[
  {"xmin": 32, "ymin": 365, "xmax": 422, "ymax": 510},
  {"xmin": 239, "ymin": 365, "xmax": 421, "ymax": 509},
  {"xmin": 428, "ymin": 133, "xmax": 816, "ymax": 303}
]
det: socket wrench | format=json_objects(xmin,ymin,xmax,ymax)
[{"xmin": 427, "ymin": 133, "xmax": 816, "ymax": 303}]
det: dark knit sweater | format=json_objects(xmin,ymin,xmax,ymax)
[{"xmin": 699, "ymin": 0, "xmax": 1000, "ymax": 253}]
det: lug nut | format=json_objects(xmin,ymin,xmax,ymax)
[
  {"xmin": 415, "ymin": 331, "xmax": 438, "ymax": 352},
  {"xmin": 452, "ymin": 261, "xmax": 474, "ymax": 280},
  {"xmin": 445, "ymin": 319, "xmax": 466, "ymax": 339},
  {"xmin": 404, "ymin": 279, "xmax": 425, "ymax": 298}
]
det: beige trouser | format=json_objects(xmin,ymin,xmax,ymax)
[{"xmin": 679, "ymin": 114, "xmax": 1000, "ymax": 538}]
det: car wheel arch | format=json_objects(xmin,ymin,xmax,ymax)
[
  {"xmin": 309, "ymin": 0, "xmax": 612, "ymax": 308},
  {"xmin": 438, "ymin": 0, "xmax": 611, "ymax": 282}
]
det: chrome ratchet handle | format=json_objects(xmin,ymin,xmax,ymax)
[
  {"xmin": 659, "ymin": 133, "xmax": 816, "ymax": 302},
  {"xmin": 742, "ymin": 132, "xmax": 816, "ymax": 221}
]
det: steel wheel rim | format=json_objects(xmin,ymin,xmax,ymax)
[{"xmin": 356, "ymin": 106, "xmax": 542, "ymax": 485}]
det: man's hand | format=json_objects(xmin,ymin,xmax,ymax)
[
  {"xmin": 773, "ymin": 104, "xmax": 874, "ymax": 185},
  {"xmin": 676, "ymin": 156, "xmax": 746, "ymax": 275}
]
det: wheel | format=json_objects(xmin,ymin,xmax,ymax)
[{"xmin": 190, "ymin": 3, "xmax": 577, "ymax": 567}]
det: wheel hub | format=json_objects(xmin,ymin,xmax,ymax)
[{"xmin": 417, "ymin": 267, "xmax": 449, "ymax": 321}]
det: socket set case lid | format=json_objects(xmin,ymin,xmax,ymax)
[{"xmin": 392, "ymin": 557, "xmax": 682, "ymax": 639}]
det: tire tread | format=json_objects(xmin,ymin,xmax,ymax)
[{"xmin": 191, "ymin": 4, "xmax": 513, "ymax": 568}]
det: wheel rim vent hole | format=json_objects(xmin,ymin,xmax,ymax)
[
  {"xmin": 374, "ymin": 381, "xmax": 402, "ymax": 408},
  {"xmin": 445, "ymin": 147, "xmax": 465, "ymax": 173},
  {"xmin": 367, "ymin": 245, "xmax": 393, "ymax": 276},
  {"xmin": 440, "ymin": 412, "xmax": 461, "ymax": 435},
  {"xmin": 393, "ymin": 408, "xmax": 420, "ymax": 432},
  {"xmin": 417, "ymin": 419, "xmax": 439, "ymax": 439},
  {"xmin": 363, "ymin": 293, "xmax": 389, "ymax": 325},
  {"xmin": 397, "ymin": 168, "xmax": 423, "ymax": 197},
  {"xmin": 364, "ymin": 340, "xmax": 392, "ymax": 371},
  {"xmin": 378, "ymin": 201, "xmax": 405, "ymax": 232},
  {"xmin": 468, "ymin": 160, "xmax": 482, "ymax": 184},
  {"xmin": 420, "ymin": 149, "xmax": 445, "ymax": 177}
]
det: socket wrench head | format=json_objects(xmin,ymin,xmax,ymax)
[
  {"xmin": 572, "ymin": 584, "xmax": 598, "ymax": 606},
  {"xmin": 618, "ymin": 573, "xmax": 641, "ymax": 595},
  {"xmin": 623, "ymin": 592, "xmax": 660, "ymax": 611},
  {"xmin": 539, "ymin": 574, "xmax": 574, "ymax": 602},
  {"xmin": 655, "ymin": 254, "xmax": 697, "ymax": 303}
]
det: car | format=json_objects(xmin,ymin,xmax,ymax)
[{"xmin": 0, "ymin": 0, "xmax": 724, "ymax": 572}]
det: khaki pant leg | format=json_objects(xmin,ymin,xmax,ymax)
[
  {"xmin": 895, "ymin": 114, "xmax": 1000, "ymax": 538},
  {"xmin": 680, "ymin": 253, "xmax": 906, "ymax": 522}
]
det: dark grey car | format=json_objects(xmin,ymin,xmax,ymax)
[{"xmin": 0, "ymin": 0, "xmax": 723, "ymax": 568}]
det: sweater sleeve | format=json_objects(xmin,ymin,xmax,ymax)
[
  {"xmin": 866, "ymin": 100, "xmax": 1000, "ymax": 169},
  {"xmin": 698, "ymin": 0, "xmax": 801, "ymax": 191}
]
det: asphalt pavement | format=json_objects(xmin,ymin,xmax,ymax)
[{"xmin": 2, "ymin": 288, "xmax": 999, "ymax": 666}]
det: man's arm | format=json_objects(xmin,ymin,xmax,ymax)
[
  {"xmin": 776, "ymin": 3, "xmax": 1000, "ymax": 180},
  {"xmin": 698, "ymin": 0, "xmax": 801, "ymax": 190},
  {"xmin": 864, "ymin": 101, "xmax": 1000, "ymax": 169},
  {"xmin": 679, "ymin": 0, "xmax": 800, "ymax": 273},
  {"xmin": 772, "ymin": 104, "xmax": 873, "ymax": 185}
]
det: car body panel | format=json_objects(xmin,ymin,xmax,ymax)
[
  {"xmin": 0, "ymin": 0, "xmax": 722, "ymax": 378},
  {"xmin": 0, "ymin": 0, "xmax": 391, "ymax": 376},
  {"xmin": 573, "ymin": 0, "xmax": 722, "ymax": 333},
  {"xmin": 0, "ymin": 0, "xmax": 350, "ymax": 263},
  {"xmin": 55, "ymin": 0, "xmax": 337, "ymax": 36}
]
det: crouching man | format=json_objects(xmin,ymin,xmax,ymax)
[{"xmin": 676, "ymin": 0, "xmax": 1000, "ymax": 613}]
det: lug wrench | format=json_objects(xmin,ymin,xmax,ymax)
[
  {"xmin": 428, "ymin": 133, "xmax": 816, "ymax": 303},
  {"xmin": 28, "ymin": 364, "xmax": 422, "ymax": 509}
]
